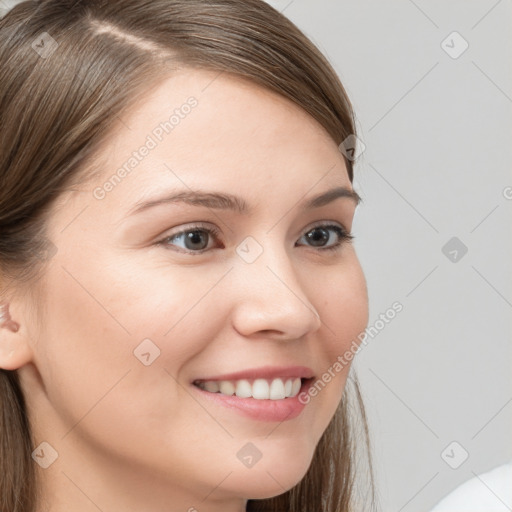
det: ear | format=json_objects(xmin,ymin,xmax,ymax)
[{"xmin": 0, "ymin": 303, "xmax": 34, "ymax": 370}]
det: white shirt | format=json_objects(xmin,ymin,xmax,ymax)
[{"xmin": 430, "ymin": 460, "xmax": 512, "ymax": 512}]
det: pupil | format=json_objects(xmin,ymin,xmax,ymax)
[
  {"xmin": 307, "ymin": 227, "xmax": 328, "ymax": 246},
  {"xmin": 186, "ymin": 230, "xmax": 207, "ymax": 250}
]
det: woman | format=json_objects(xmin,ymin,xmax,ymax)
[{"xmin": 0, "ymin": 1, "xmax": 377, "ymax": 511}]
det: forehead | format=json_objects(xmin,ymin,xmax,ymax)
[{"xmin": 72, "ymin": 68, "xmax": 351, "ymax": 216}]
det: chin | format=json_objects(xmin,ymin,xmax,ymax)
[
  {"xmin": 240, "ymin": 464, "xmax": 310, "ymax": 500},
  {"xmin": 226, "ymin": 442, "xmax": 316, "ymax": 500}
]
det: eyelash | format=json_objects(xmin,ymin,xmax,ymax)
[{"xmin": 156, "ymin": 222, "xmax": 354, "ymax": 255}]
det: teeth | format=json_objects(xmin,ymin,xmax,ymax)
[
  {"xmin": 204, "ymin": 381, "xmax": 220, "ymax": 393},
  {"xmin": 269, "ymin": 378, "xmax": 285, "ymax": 400},
  {"xmin": 219, "ymin": 381, "xmax": 235, "ymax": 396},
  {"xmin": 291, "ymin": 377, "xmax": 301, "ymax": 396},
  {"xmin": 196, "ymin": 377, "xmax": 303, "ymax": 399},
  {"xmin": 284, "ymin": 379, "xmax": 293, "ymax": 397},
  {"xmin": 235, "ymin": 379, "xmax": 252, "ymax": 398},
  {"xmin": 252, "ymin": 379, "xmax": 269, "ymax": 399}
]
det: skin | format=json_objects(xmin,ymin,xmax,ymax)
[{"xmin": 0, "ymin": 68, "xmax": 368, "ymax": 512}]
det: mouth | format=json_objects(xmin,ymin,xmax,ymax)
[
  {"xmin": 190, "ymin": 368, "xmax": 315, "ymax": 422},
  {"xmin": 193, "ymin": 377, "xmax": 308, "ymax": 400}
]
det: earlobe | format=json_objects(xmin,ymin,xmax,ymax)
[
  {"xmin": 0, "ymin": 301, "xmax": 33, "ymax": 370},
  {"xmin": 0, "ymin": 342, "xmax": 33, "ymax": 370}
]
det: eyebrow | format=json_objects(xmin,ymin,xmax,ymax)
[{"xmin": 127, "ymin": 186, "xmax": 361, "ymax": 217}]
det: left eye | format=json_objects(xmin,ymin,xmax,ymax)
[
  {"xmin": 297, "ymin": 224, "xmax": 354, "ymax": 251},
  {"xmin": 157, "ymin": 223, "xmax": 354, "ymax": 254}
]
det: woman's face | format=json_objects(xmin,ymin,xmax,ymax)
[{"xmin": 17, "ymin": 68, "xmax": 368, "ymax": 510}]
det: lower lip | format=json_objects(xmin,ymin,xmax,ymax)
[{"xmin": 192, "ymin": 379, "xmax": 313, "ymax": 422}]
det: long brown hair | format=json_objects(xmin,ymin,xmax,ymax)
[{"xmin": 0, "ymin": 1, "xmax": 377, "ymax": 510}]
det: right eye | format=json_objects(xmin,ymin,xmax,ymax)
[{"xmin": 156, "ymin": 223, "xmax": 222, "ymax": 254}]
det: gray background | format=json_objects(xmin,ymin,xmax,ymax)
[
  {"xmin": 263, "ymin": 1, "xmax": 511, "ymax": 511},
  {"xmin": 2, "ymin": 0, "xmax": 511, "ymax": 511}
]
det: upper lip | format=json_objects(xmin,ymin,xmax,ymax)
[{"xmin": 193, "ymin": 365, "xmax": 315, "ymax": 383}]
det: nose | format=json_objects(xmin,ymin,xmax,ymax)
[{"xmin": 230, "ymin": 243, "xmax": 322, "ymax": 341}]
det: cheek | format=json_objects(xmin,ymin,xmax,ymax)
[
  {"xmin": 287, "ymin": 253, "xmax": 368, "ymax": 437},
  {"xmin": 317, "ymin": 255, "xmax": 369, "ymax": 358},
  {"xmin": 33, "ymin": 266, "xmax": 138, "ymax": 432},
  {"xmin": 35, "ymin": 255, "xmax": 226, "ymax": 414},
  {"xmin": 32, "ymin": 260, "xmax": 227, "ymax": 475}
]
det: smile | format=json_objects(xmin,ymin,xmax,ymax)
[{"xmin": 193, "ymin": 377, "xmax": 303, "ymax": 400}]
